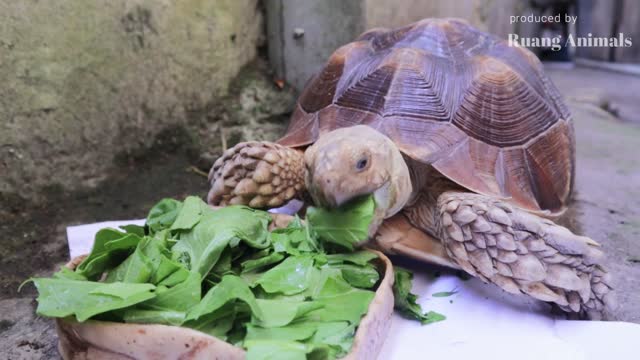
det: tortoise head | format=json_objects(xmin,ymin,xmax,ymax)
[{"xmin": 304, "ymin": 125, "xmax": 412, "ymax": 221}]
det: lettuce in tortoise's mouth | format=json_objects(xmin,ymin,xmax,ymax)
[{"xmin": 306, "ymin": 194, "xmax": 377, "ymax": 250}]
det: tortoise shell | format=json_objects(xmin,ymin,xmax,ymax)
[{"xmin": 278, "ymin": 18, "xmax": 575, "ymax": 215}]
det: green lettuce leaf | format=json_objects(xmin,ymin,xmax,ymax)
[
  {"xmin": 122, "ymin": 271, "xmax": 201, "ymax": 325},
  {"xmin": 170, "ymin": 196, "xmax": 207, "ymax": 231},
  {"xmin": 253, "ymin": 299, "xmax": 323, "ymax": 328},
  {"xmin": 156, "ymin": 266, "xmax": 190, "ymax": 287},
  {"xmin": 432, "ymin": 289, "xmax": 458, "ymax": 298},
  {"xmin": 105, "ymin": 242, "xmax": 153, "ymax": 283},
  {"xmin": 325, "ymin": 250, "xmax": 378, "ymax": 266},
  {"xmin": 119, "ymin": 224, "xmax": 146, "ymax": 237},
  {"xmin": 75, "ymin": 228, "xmax": 142, "ymax": 279},
  {"xmin": 121, "ymin": 309, "xmax": 187, "ymax": 326},
  {"xmin": 331, "ymin": 263, "xmax": 379, "ymax": 289},
  {"xmin": 245, "ymin": 323, "xmax": 317, "ymax": 342},
  {"xmin": 33, "ymin": 278, "xmax": 155, "ymax": 322},
  {"xmin": 256, "ymin": 256, "xmax": 316, "ymax": 295},
  {"xmin": 185, "ymin": 303, "xmax": 236, "ymax": 339},
  {"xmin": 187, "ymin": 275, "xmax": 262, "ymax": 322},
  {"xmin": 186, "ymin": 307, "xmax": 237, "ymax": 340},
  {"xmin": 241, "ymin": 252, "xmax": 285, "ymax": 273},
  {"xmin": 171, "ymin": 203, "xmax": 271, "ymax": 276},
  {"xmin": 307, "ymin": 321, "xmax": 355, "ymax": 356},
  {"xmin": 245, "ymin": 340, "xmax": 310, "ymax": 360},
  {"xmin": 146, "ymin": 198, "xmax": 183, "ymax": 233},
  {"xmin": 300, "ymin": 271, "xmax": 375, "ymax": 323},
  {"xmin": 137, "ymin": 231, "xmax": 187, "ymax": 285},
  {"xmin": 270, "ymin": 217, "xmax": 319, "ymax": 255},
  {"xmin": 393, "ymin": 267, "xmax": 446, "ymax": 325},
  {"xmin": 306, "ymin": 195, "xmax": 375, "ymax": 250},
  {"xmin": 53, "ymin": 267, "xmax": 87, "ymax": 281}
]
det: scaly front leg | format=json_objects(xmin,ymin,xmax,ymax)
[
  {"xmin": 208, "ymin": 142, "xmax": 306, "ymax": 208},
  {"xmin": 436, "ymin": 191, "xmax": 615, "ymax": 319}
]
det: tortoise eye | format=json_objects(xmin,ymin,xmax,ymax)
[{"xmin": 355, "ymin": 157, "xmax": 368, "ymax": 171}]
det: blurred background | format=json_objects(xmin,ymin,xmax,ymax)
[{"xmin": 1, "ymin": 1, "xmax": 639, "ymax": 357}]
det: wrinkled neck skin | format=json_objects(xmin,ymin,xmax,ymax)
[{"xmin": 303, "ymin": 125, "xmax": 413, "ymax": 239}]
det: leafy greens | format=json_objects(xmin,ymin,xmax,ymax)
[
  {"xmin": 393, "ymin": 267, "xmax": 446, "ymax": 325},
  {"xmin": 31, "ymin": 195, "xmax": 440, "ymax": 360}
]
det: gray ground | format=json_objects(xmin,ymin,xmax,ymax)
[
  {"xmin": 548, "ymin": 65, "xmax": 640, "ymax": 125},
  {"xmin": 545, "ymin": 65, "xmax": 640, "ymax": 323},
  {"xmin": 1, "ymin": 65, "xmax": 639, "ymax": 358}
]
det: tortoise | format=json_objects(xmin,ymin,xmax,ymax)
[{"xmin": 208, "ymin": 18, "xmax": 614, "ymax": 319}]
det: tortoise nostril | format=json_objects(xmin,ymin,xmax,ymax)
[{"xmin": 325, "ymin": 178, "xmax": 331, "ymax": 184}]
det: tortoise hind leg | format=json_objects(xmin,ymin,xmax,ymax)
[
  {"xmin": 208, "ymin": 141, "xmax": 306, "ymax": 208},
  {"xmin": 374, "ymin": 214, "xmax": 461, "ymax": 270},
  {"xmin": 436, "ymin": 191, "xmax": 615, "ymax": 319}
]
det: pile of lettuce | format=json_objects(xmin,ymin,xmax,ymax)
[{"xmin": 30, "ymin": 195, "xmax": 441, "ymax": 359}]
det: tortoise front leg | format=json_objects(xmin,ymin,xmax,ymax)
[
  {"xmin": 436, "ymin": 191, "xmax": 615, "ymax": 319},
  {"xmin": 375, "ymin": 214, "xmax": 461, "ymax": 270},
  {"xmin": 208, "ymin": 141, "xmax": 306, "ymax": 208}
]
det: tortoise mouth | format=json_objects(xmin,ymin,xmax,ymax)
[
  {"xmin": 311, "ymin": 179, "xmax": 390, "ymax": 211},
  {"xmin": 333, "ymin": 194, "xmax": 373, "ymax": 209},
  {"xmin": 312, "ymin": 189, "xmax": 360, "ymax": 209}
]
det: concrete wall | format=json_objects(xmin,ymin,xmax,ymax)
[
  {"xmin": 576, "ymin": 0, "xmax": 640, "ymax": 63},
  {"xmin": 267, "ymin": 0, "xmax": 526, "ymax": 91},
  {"xmin": 615, "ymin": 0, "xmax": 640, "ymax": 62},
  {"xmin": 0, "ymin": 0, "xmax": 267, "ymax": 204},
  {"xmin": 266, "ymin": 0, "xmax": 366, "ymax": 92},
  {"xmin": 575, "ymin": 0, "xmax": 616, "ymax": 61},
  {"xmin": 365, "ymin": 0, "xmax": 526, "ymax": 39}
]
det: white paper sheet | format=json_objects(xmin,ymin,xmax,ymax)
[
  {"xmin": 66, "ymin": 219, "xmax": 146, "ymax": 259},
  {"xmin": 67, "ymin": 220, "xmax": 640, "ymax": 360}
]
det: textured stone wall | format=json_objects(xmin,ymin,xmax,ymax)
[{"xmin": 0, "ymin": 0, "xmax": 266, "ymax": 204}]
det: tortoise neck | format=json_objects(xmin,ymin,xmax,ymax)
[
  {"xmin": 402, "ymin": 160, "xmax": 465, "ymax": 237},
  {"xmin": 405, "ymin": 160, "xmax": 463, "ymax": 207}
]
